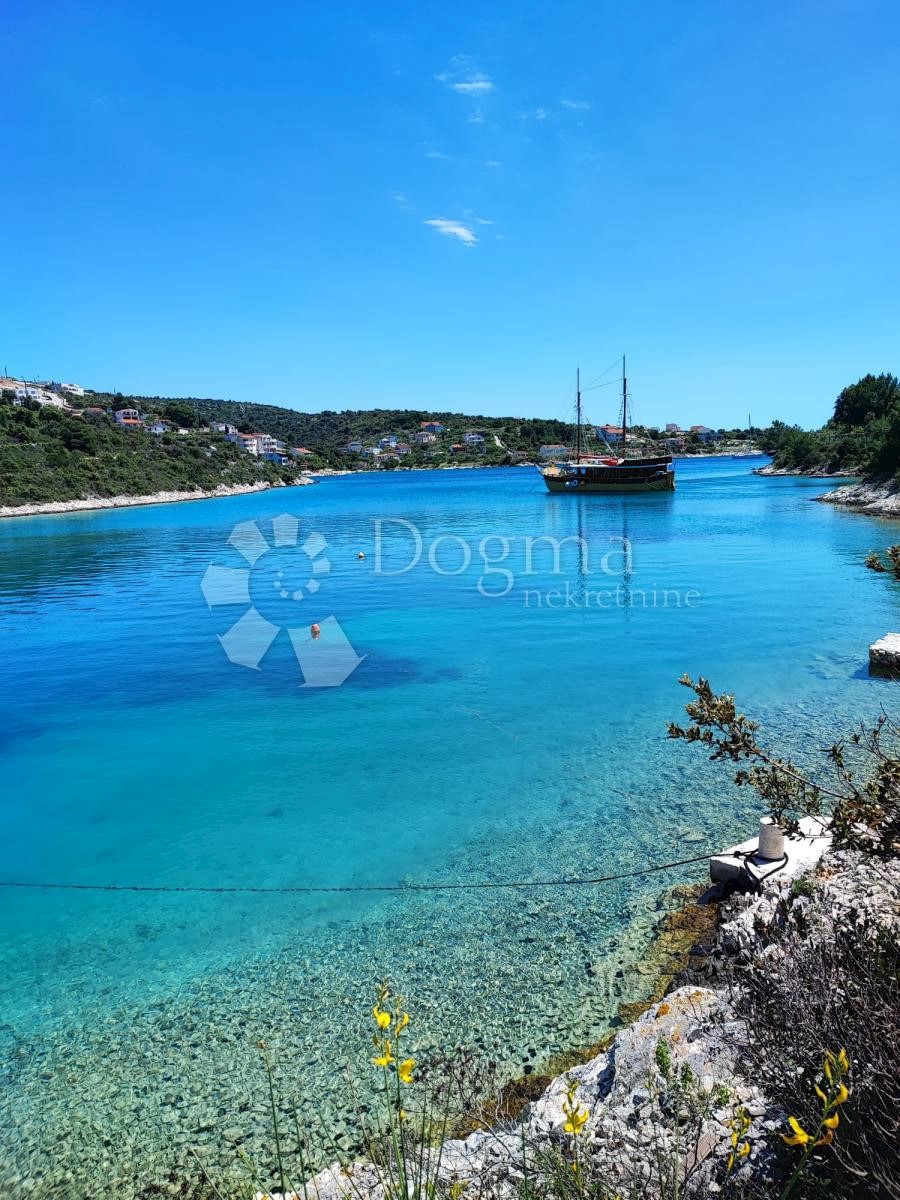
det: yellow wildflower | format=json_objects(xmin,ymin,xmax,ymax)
[
  {"xmin": 815, "ymin": 1128, "xmax": 835, "ymax": 1148},
  {"xmin": 398, "ymin": 1058, "xmax": 415, "ymax": 1084},
  {"xmin": 822, "ymin": 1113, "xmax": 839, "ymax": 1130},
  {"xmin": 396, "ymin": 1012, "xmax": 410, "ymax": 1031},
  {"xmin": 781, "ymin": 1117, "xmax": 811, "ymax": 1147},
  {"xmin": 373, "ymin": 1004, "xmax": 391, "ymax": 1030},
  {"xmin": 834, "ymin": 1082, "xmax": 850, "ymax": 1106},
  {"xmin": 837, "ymin": 1048, "xmax": 849, "ymax": 1072},
  {"xmin": 563, "ymin": 1107, "xmax": 589, "ymax": 1136},
  {"xmin": 373, "ymin": 1041, "xmax": 394, "ymax": 1067}
]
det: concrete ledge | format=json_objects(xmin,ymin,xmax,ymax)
[
  {"xmin": 710, "ymin": 816, "xmax": 831, "ymax": 886},
  {"xmin": 869, "ymin": 633, "xmax": 900, "ymax": 676}
]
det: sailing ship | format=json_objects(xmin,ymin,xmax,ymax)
[
  {"xmin": 539, "ymin": 359, "xmax": 675, "ymax": 494},
  {"xmin": 731, "ymin": 415, "xmax": 759, "ymax": 459}
]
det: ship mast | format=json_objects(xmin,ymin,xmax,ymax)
[
  {"xmin": 575, "ymin": 367, "xmax": 582, "ymax": 464},
  {"xmin": 621, "ymin": 355, "xmax": 627, "ymax": 459}
]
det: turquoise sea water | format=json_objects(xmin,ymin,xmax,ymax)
[{"xmin": 1, "ymin": 459, "xmax": 899, "ymax": 1196}]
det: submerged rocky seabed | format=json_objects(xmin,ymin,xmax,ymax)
[
  {"xmin": 303, "ymin": 848, "xmax": 900, "ymax": 1200},
  {"xmin": 0, "ymin": 702, "xmax": 867, "ymax": 1199},
  {"xmin": 0, "ymin": 762, "xmax": 738, "ymax": 1200}
]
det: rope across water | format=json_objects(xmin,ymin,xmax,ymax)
[{"xmin": 0, "ymin": 850, "xmax": 717, "ymax": 895}]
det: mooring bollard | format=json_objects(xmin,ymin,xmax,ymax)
[{"xmin": 757, "ymin": 816, "xmax": 785, "ymax": 861}]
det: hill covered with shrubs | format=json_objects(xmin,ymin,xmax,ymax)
[
  {"xmin": 761, "ymin": 373, "xmax": 900, "ymax": 477},
  {"xmin": 0, "ymin": 394, "xmax": 290, "ymax": 506}
]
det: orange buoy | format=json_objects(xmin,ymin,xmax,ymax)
[{"xmin": 310, "ymin": 623, "xmax": 321, "ymax": 640}]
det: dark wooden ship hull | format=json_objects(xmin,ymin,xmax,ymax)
[{"xmin": 540, "ymin": 455, "xmax": 675, "ymax": 493}]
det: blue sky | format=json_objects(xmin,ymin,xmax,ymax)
[{"xmin": 2, "ymin": 1, "xmax": 898, "ymax": 428}]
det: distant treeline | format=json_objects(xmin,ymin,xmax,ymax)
[
  {"xmin": 760, "ymin": 373, "xmax": 900, "ymax": 477},
  {"xmin": 89, "ymin": 393, "xmax": 577, "ymax": 461}
]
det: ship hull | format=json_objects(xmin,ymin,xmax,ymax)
[
  {"xmin": 542, "ymin": 474, "xmax": 674, "ymax": 493},
  {"xmin": 540, "ymin": 456, "xmax": 675, "ymax": 494}
]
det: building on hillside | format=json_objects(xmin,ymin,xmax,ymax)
[
  {"xmin": 420, "ymin": 421, "xmax": 446, "ymax": 434},
  {"xmin": 665, "ymin": 422, "xmax": 680, "ymax": 433},
  {"xmin": 359, "ymin": 446, "xmax": 379, "ymax": 458},
  {"xmin": 13, "ymin": 385, "xmax": 68, "ymax": 408},
  {"xmin": 211, "ymin": 422, "xmax": 238, "ymax": 435},
  {"xmin": 448, "ymin": 442, "xmax": 468, "ymax": 454},
  {"xmin": 690, "ymin": 425, "xmax": 721, "ymax": 443},
  {"xmin": 264, "ymin": 451, "xmax": 291, "ymax": 464},
  {"xmin": 395, "ymin": 442, "xmax": 411, "ymax": 456},
  {"xmin": 595, "ymin": 424, "xmax": 624, "ymax": 445},
  {"xmin": 60, "ymin": 383, "xmax": 86, "ymax": 397},
  {"xmin": 463, "ymin": 431, "xmax": 485, "ymax": 446},
  {"xmin": 148, "ymin": 421, "xmax": 171, "ymax": 435},
  {"xmin": 378, "ymin": 435, "xmax": 399, "ymax": 449},
  {"xmin": 344, "ymin": 440, "xmax": 363, "ymax": 453},
  {"xmin": 539, "ymin": 443, "xmax": 569, "ymax": 459},
  {"xmin": 227, "ymin": 431, "xmax": 260, "ymax": 454},
  {"xmin": 114, "ymin": 408, "xmax": 142, "ymax": 426},
  {"xmin": 291, "ymin": 446, "xmax": 314, "ymax": 458},
  {"xmin": 413, "ymin": 430, "xmax": 436, "ymax": 445}
]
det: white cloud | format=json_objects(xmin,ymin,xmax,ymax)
[
  {"xmin": 450, "ymin": 76, "xmax": 494, "ymax": 94},
  {"xmin": 468, "ymin": 107, "xmax": 485, "ymax": 123},
  {"xmin": 533, "ymin": 107, "xmax": 548, "ymax": 120},
  {"xmin": 390, "ymin": 191, "xmax": 410, "ymax": 209},
  {"xmin": 424, "ymin": 219, "xmax": 478, "ymax": 246},
  {"xmin": 422, "ymin": 143, "xmax": 451, "ymax": 160},
  {"xmin": 436, "ymin": 59, "xmax": 495, "ymax": 96},
  {"xmin": 484, "ymin": 159, "xmax": 501, "ymax": 168},
  {"xmin": 561, "ymin": 99, "xmax": 591, "ymax": 110},
  {"xmin": 475, "ymin": 217, "xmax": 494, "ymax": 225}
]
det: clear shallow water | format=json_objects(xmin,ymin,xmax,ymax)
[{"xmin": 1, "ymin": 459, "xmax": 898, "ymax": 1195}]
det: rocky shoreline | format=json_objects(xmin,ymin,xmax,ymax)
[
  {"xmin": 0, "ymin": 481, "xmax": 280, "ymax": 520},
  {"xmin": 753, "ymin": 464, "xmax": 850, "ymax": 478},
  {"xmin": 296, "ymin": 844, "xmax": 898, "ymax": 1200},
  {"xmin": 816, "ymin": 477, "xmax": 900, "ymax": 516}
]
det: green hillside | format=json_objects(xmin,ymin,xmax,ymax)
[
  {"xmin": 0, "ymin": 393, "xmax": 290, "ymax": 506},
  {"xmin": 84, "ymin": 391, "xmax": 577, "ymax": 464}
]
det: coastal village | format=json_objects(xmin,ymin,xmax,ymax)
[
  {"xmin": 0, "ymin": 376, "xmax": 316, "ymax": 471},
  {"xmin": 0, "ymin": 375, "xmax": 751, "ymax": 483}
]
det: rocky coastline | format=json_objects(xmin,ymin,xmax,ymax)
[
  {"xmin": 295, "ymin": 845, "xmax": 898, "ymax": 1200},
  {"xmin": 816, "ymin": 476, "xmax": 900, "ymax": 516},
  {"xmin": 753, "ymin": 464, "xmax": 850, "ymax": 478},
  {"xmin": 0, "ymin": 480, "xmax": 280, "ymax": 520}
]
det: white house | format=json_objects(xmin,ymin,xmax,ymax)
[
  {"xmin": 114, "ymin": 408, "xmax": 142, "ymax": 426},
  {"xmin": 539, "ymin": 443, "xmax": 569, "ymax": 459},
  {"xmin": 264, "ymin": 451, "xmax": 290, "ymax": 464},
  {"xmin": 148, "ymin": 421, "xmax": 171, "ymax": 435},
  {"xmin": 227, "ymin": 431, "xmax": 260, "ymax": 454},
  {"xmin": 379, "ymin": 435, "xmax": 399, "ymax": 449},
  {"xmin": 211, "ymin": 421, "xmax": 238, "ymax": 435},
  {"xmin": 345, "ymin": 440, "xmax": 363, "ymax": 453},
  {"xmin": 413, "ymin": 430, "xmax": 436, "ymax": 446},
  {"xmin": 60, "ymin": 383, "xmax": 85, "ymax": 397},
  {"xmin": 463, "ymin": 431, "xmax": 485, "ymax": 446}
]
